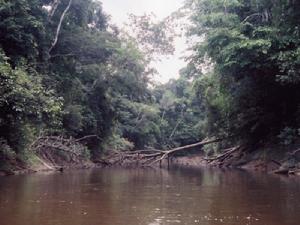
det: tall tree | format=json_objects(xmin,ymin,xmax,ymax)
[{"xmin": 187, "ymin": 0, "xmax": 300, "ymax": 145}]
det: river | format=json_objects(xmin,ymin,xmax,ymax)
[{"xmin": 0, "ymin": 167, "xmax": 300, "ymax": 225}]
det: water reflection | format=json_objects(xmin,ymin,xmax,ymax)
[{"xmin": 0, "ymin": 167, "xmax": 300, "ymax": 225}]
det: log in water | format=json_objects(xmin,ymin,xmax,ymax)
[{"xmin": 0, "ymin": 167, "xmax": 299, "ymax": 225}]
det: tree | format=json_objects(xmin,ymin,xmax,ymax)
[
  {"xmin": 186, "ymin": 0, "xmax": 300, "ymax": 146},
  {"xmin": 0, "ymin": 49, "xmax": 62, "ymax": 153},
  {"xmin": 123, "ymin": 13, "xmax": 176, "ymax": 61}
]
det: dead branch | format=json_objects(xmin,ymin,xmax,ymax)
[
  {"xmin": 30, "ymin": 135, "xmax": 89, "ymax": 164},
  {"xmin": 242, "ymin": 13, "xmax": 262, "ymax": 23},
  {"xmin": 76, "ymin": 135, "xmax": 99, "ymax": 142},
  {"xmin": 289, "ymin": 149, "xmax": 300, "ymax": 156},
  {"xmin": 106, "ymin": 138, "xmax": 223, "ymax": 167},
  {"xmin": 204, "ymin": 146, "xmax": 240, "ymax": 162},
  {"xmin": 271, "ymin": 159, "xmax": 282, "ymax": 166}
]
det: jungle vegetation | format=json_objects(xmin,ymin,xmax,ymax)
[{"xmin": 1, "ymin": 0, "xmax": 300, "ymax": 166}]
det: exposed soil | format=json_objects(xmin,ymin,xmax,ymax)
[
  {"xmin": 0, "ymin": 153, "xmax": 101, "ymax": 176},
  {"xmin": 170, "ymin": 144, "xmax": 300, "ymax": 176},
  {"xmin": 3, "ymin": 143, "xmax": 300, "ymax": 176},
  {"xmin": 170, "ymin": 154, "xmax": 207, "ymax": 168}
]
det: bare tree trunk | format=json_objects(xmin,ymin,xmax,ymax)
[
  {"xmin": 160, "ymin": 109, "xmax": 166, "ymax": 123},
  {"xmin": 169, "ymin": 107, "xmax": 184, "ymax": 139},
  {"xmin": 49, "ymin": 0, "xmax": 73, "ymax": 53},
  {"xmin": 169, "ymin": 117, "xmax": 183, "ymax": 139},
  {"xmin": 49, "ymin": 0, "xmax": 60, "ymax": 19},
  {"xmin": 223, "ymin": 0, "xmax": 227, "ymax": 14}
]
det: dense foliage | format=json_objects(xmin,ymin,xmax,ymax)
[
  {"xmin": 0, "ymin": 0, "xmax": 200, "ymax": 165},
  {"xmin": 0, "ymin": 0, "xmax": 157, "ymax": 162},
  {"xmin": 186, "ymin": 0, "xmax": 300, "ymax": 147},
  {"xmin": 1, "ymin": 0, "xmax": 300, "ymax": 167}
]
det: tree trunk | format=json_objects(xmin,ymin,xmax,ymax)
[
  {"xmin": 49, "ymin": 0, "xmax": 60, "ymax": 19},
  {"xmin": 49, "ymin": 0, "xmax": 73, "ymax": 53}
]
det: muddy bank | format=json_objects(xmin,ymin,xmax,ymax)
[
  {"xmin": 170, "ymin": 144, "xmax": 300, "ymax": 176},
  {"xmin": 4, "ymin": 143, "xmax": 300, "ymax": 176},
  {"xmin": 170, "ymin": 154, "xmax": 280, "ymax": 172},
  {"xmin": 92, "ymin": 145, "xmax": 298, "ymax": 174},
  {"xmin": 0, "ymin": 153, "xmax": 103, "ymax": 176},
  {"xmin": 170, "ymin": 154, "xmax": 207, "ymax": 168},
  {"xmin": 0, "ymin": 161, "xmax": 102, "ymax": 176}
]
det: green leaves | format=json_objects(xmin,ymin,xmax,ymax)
[
  {"xmin": 0, "ymin": 0, "xmax": 47, "ymax": 64},
  {"xmin": 275, "ymin": 47, "xmax": 300, "ymax": 84},
  {"xmin": 186, "ymin": 0, "xmax": 300, "ymax": 144},
  {"xmin": 0, "ymin": 51, "xmax": 62, "ymax": 123}
]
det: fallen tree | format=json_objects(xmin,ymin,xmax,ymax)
[
  {"xmin": 204, "ymin": 146, "xmax": 241, "ymax": 163},
  {"xmin": 104, "ymin": 138, "xmax": 223, "ymax": 167},
  {"xmin": 30, "ymin": 135, "xmax": 98, "ymax": 164}
]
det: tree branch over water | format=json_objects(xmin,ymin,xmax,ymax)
[{"xmin": 106, "ymin": 138, "xmax": 223, "ymax": 166}]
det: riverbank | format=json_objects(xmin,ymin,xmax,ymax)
[
  {"xmin": 170, "ymin": 144, "xmax": 300, "ymax": 176},
  {"xmin": 0, "ymin": 153, "xmax": 101, "ymax": 176},
  {"xmin": 2, "ymin": 142, "xmax": 300, "ymax": 176}
]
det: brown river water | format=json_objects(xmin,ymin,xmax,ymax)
[{"xmin": 0, "ymin": 167, "xmax": 300, "ymax": 225}]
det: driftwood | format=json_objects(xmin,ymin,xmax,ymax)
[
  {"xmin": 105, "ymin": 138, "xmax": 223, "ymax": 167},
  {"xmin": 289, "ymin": 149, "xmax": 300, "ymax": 157},
  {"xmin": 271, "ymin": 159, "xmax": 282, "ymax": 166},
  {"xmin": 204, "ymin": 146, "xmax": 241, "ymax": 163},
  {"xmin": 274, "ymin": 168, "xmax": 290, "ymax": 175}
]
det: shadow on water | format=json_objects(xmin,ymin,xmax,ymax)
[{"xmin": 1, "ymin": 167, "xmax": 300, "ymax": 225}]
